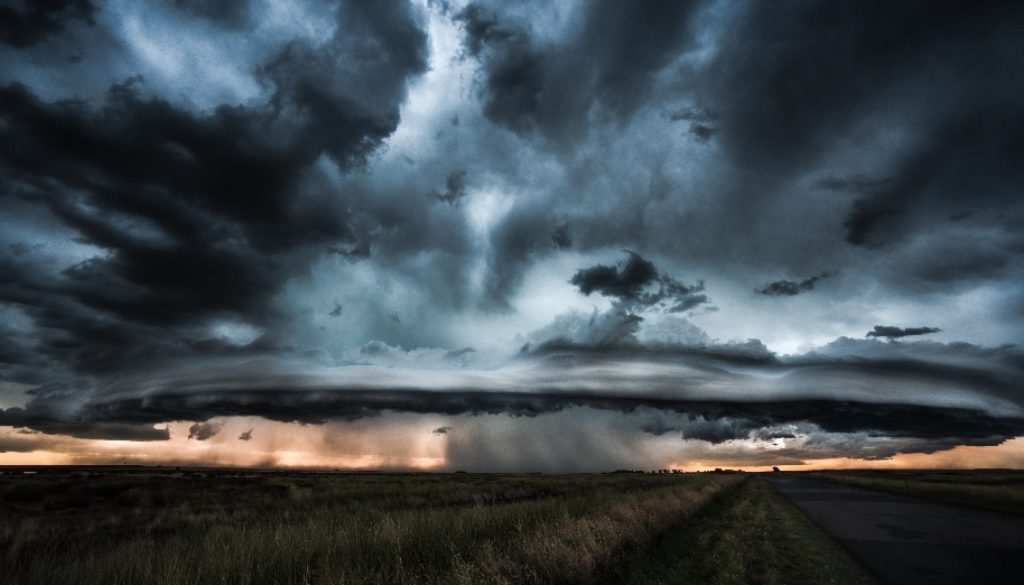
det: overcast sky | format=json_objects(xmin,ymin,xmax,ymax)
[{"xmin": 1, "ymin": 0, "xmax": 1023, "ymax": 471}]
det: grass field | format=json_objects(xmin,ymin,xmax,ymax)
[
  {"xmin": 1, "ymin": 468, "xmax": 743, "ymax": 584},
  {"xmin": 0, "ymin": 468, "xmax": 876, "ymax": 584},
  {"xmin": 613, "ymin": 477, "xmax": 874, "ymax": 585},
  {"xmin": 812, "ymin": 470, "xmax": 1024, "ymax": 516}
]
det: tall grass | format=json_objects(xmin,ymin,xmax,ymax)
[
  {"xmin": 0, "ymin": 471, "xmax": 743, "ymax": 584},
  {"xmin": 615, "ymin": 477, "xmax": 874, "ymax": 585}
]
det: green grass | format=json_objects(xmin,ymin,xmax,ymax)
[
  {"xmin": 812, "ymin": 470, "xmax": 1024, "ymax": 516},
  {"xmin": 0, "ymin": 469, "xmax": 744, "ymax": 585},
  {"xmin": 609, "ymin": 476, "xmax": 875, "ymax": 585}
]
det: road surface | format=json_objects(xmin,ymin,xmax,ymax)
[{"xmin": 766, "ymin": 476, "xmax": 1024, "ymax": 585}]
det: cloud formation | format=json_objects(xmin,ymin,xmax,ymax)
[
  {"xmin": 0, "ymin": 0, "xmax": 1022, "ymax": 469},
  {"xmin": 866, "ymin": 326, "xmax": 942, "ymax": 340},
  {"xmin": 188, "ymin": 421, "xmax": 221, "ymax": 441},
  {"xmin": 756, "ymin": 272, "xmax": 834, "ymax": 297},
  {"xmin": 570, "ymin": 252, "xmax": 708, "ymax": 313},
  {"xmin": 0, "ymin": 0, "xmax": 95, "ymax": 48}
]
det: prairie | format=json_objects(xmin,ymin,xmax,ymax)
[{"xmin": 1, "ymin": 468, "xmax": 742, "ymax": 585}]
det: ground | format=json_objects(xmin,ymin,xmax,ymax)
[{"xmin": 1, "ymin": 467, "xmax": 1021, "ymax": 584}]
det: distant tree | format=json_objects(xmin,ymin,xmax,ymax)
[{"xmin": 772, "ymin": 466, "xmax": 781, "ymax": 472}]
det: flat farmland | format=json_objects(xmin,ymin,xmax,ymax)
[
  {"xmin": 2, "ymin": 468, "xmax": 746, "ymax": 585},
  {"xmin": 11, "ymin": 468, "xmax": 1021, "ymax": 584}
]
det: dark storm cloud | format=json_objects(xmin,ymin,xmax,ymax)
[
  {"xmin": 570, "ymin": 252, "xmax": 707, "ymax": 313},
  {"xmin": 0, "ymin": 79, "xmax": 351, "ymax": 374},
  {"xmin": 0, "ymin": 407, "xmax": 170, "ymax": 440},
  {"xmin": 3, "ymin": 384, "xmax": 1021, "ymax": 457},
  {"xmin": 444, "ymin": 0, "xmax": 1021, "ymax": 310},
  {"xmin": 1, "ymin": 0, "xmax": 1023, "ymax": 468},
  {"xmin": 643, "ymin": 416, "xmax": 766, "ymax": 444},
  {"xmin": 756, "ymin": 272, "xmax": 835, "ymax": 297},
  {"xmin": 837, "ymin": 104, "xmax": 1024, "ymax": 248},
  {"xmin": 641, "ymin": 407, "xmax": 1017, "ymax": 452},
  {"xmin": 456, "ymin": 4, "xmax": 541, "ymax": 135},
  {"xmin": 571, "ymin": 252, "xmax": 657, "ymax": 299},
  {"xmin": 866, "ymin": 326, "xmax": 942, "ymax": 340},
  {"xmin": 187, "ymin": 421, "xmax": 221, "ymax": 441},
  {"xmin": 842, "ymin": 197, "xmax": 905, "ymax": 247},
  {"xmin": 452, "ymin": 0, "xmax": 1024, "ymax": 306},
  {"xmin": 0, "ymin": 0, "xmax": 94, "ymax": 48},
  {"xmin": 457, "ymin": 0, "xmax": 707, "ymax": 142},
  {"xmin": 2, "ymin": 336, "xmax": 1022, "ymax": 456},
  {"xmin": 696, "ymin": 0, "xmax": 1024, "ymax": 260},
  {"xmin": 432, "ymin": 426, "xmax": 451, "ymax": 435},
  {"xmin": 0, "ymin": 0, "xmax": 427, "ymax": 389},
  {"xmin": 527, "ymin": 337, "xmax": 777, "ymax": 366},
  {"xmin": 703, "ymin": 2, "xmax": 1024, "ymax": 168}
]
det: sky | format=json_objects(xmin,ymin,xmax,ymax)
[{"xmin": 1, "ymin": 0, "xmax": 1023, "ymax": 472}]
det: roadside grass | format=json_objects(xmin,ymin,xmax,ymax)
[
  {"xmin": 0, "ymin": 470, "xmax": 744, "ymax": 585},
  {"xmin": 813, "ymin": 470, "xmax": 1024, "ymax": 516},
  {"xmin": 609, "ymin": 476, "xmax": 875, "ymax": 585}
]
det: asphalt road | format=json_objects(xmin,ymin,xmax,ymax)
[{"xmin": 766, "ymin": 476, "xmax": 1024, "ymax": 585}]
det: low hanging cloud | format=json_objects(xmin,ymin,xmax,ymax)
[
  {"xmin": 2, "ymin": 333, "xmax": 1021, "ymax": 459},
  {"xmin": 187, "ymin": 421, "xmax": 222, "ymax": 441},
  {"xmin": 756, "ymin": 271, "xmax": 835, "ymax": 297},
  {"xmin": 867, "ymin": 325, "xmax": 942, "ymax": 339}
]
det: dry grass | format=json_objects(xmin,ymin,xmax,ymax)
[
  {"xmin": 612, "ymin": 476, "xmax": 875, "ymax": 585},
  {"xmin": 0, "ymin": 469, "xmax": 743, "ymax": 584}
]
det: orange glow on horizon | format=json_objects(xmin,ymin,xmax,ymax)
[
  {"xmin": 3, "ymin": 419, "xmax": 1023, "ymax": 472},
  {"xmin": 671, "ymin": 437, "xmax": 1024, "ymax": 472},
  {"xmin": 0, "ymin": 417, "xmax": 451, "ymax": 470}
]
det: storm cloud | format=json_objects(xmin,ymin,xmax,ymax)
[
  {"xmin": 570, "ymin": 252, "xmax": 708, "ymax": 313},
  {"xmin": 867, "ymin": 326, "xmax": 942, "ymax": 340},
  {"xmin": 188, "ymin": 421, "xmax": 221, "ymax": 441},
  {"xmin": 0, "ymin": 0, "xmax": 1022, "ymax": 469},
  {"xmin": 756, "ymin": 272, "xmax": 835, "ymax": 297},
  {"xmin": 0, "ymin": 0, "xmax": 95, "ymax": 48}
]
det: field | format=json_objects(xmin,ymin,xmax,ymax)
[
  {"xmin": 812, "ymin": 470, "xmax": 1024, "ymax": 515},
  {"xmin": 616, "ymin": 476, "xmax": 871, "ymax": 585},
  {"xmin": 0, "ymin": 467, "xmax": 875, "ymax": 585}
]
